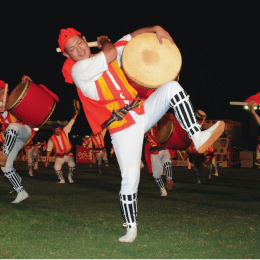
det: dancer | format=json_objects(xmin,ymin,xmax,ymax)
[
  {"xmin": 90, "ymin": 128, "xmax": 109, "ymax": 174},
  {"xmin": 45, "ymin": 109, "xmax": 79, "ymax": 183},
  {"xmin": 57, "ymin": 25, "xmax": 224, "ymax": 242},
  {"xmin": 25, "ymin": 131, "xmax": 40, "ymax": 176},
  {"xmin": 82, "ymin": 136, "xmax": 94, "ymax": 168},
  {"xmin": 144, "ymin": 123, "xmax": 175, "ymax": 196},
  {"xmin": 205, "ymin": 144, "xmax": 218, "ymax": 178},
  {"xmin": 0, "ymin": 76, "xmax": 34, "ymax": 203},
  {"xmin": 187, "ymin": 142, "xmax": 206, "ymax": 184}
]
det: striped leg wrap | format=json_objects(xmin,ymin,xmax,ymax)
[
  {"xmin": 28, "ymin": 163, "xmax": 33, "ymax": 173},
  {"xmin": 55, "ymin": 169, "xmax": 64, "ymax": 180},
  {"xmin": 154, "ymin": 177, "xmax": 165, "ymax": 189},
  {"xmin": 170, "ymin": 90, "xmax": 201, "ymax": 138},
  {"xmin": 4, "ymin": 169, "xmax": 24, "ymax": 193},
  {"xmin": 3, "ymin": 129, "xmax": 18, "ymax": 156},
  {"xmin": 120, "ymin": 193, "xmax": 138, "ymax": 229},
  {"xmin": 104, "ymin": 160, "xmax": 109, "ymax": 167},
  {"xmin": 33, "ymin": 156, "xmax": 38, "ymax": 164},
  {"xmin": 163, "ymin": 162, "xmax": 172, "ymax": 180},
  {"xmin": 68, "ymin": 166, "xmax": 75, "ymax": 177}
]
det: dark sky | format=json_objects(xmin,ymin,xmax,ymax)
[{"xmin": 0, "ymin": 1, "xmax": 259, "ymax": 137}]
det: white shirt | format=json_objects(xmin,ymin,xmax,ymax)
[
  {"xmin": 71, "ymin": 34, "xmax": 132, "ymax": 101},
  {"xmin": 47, "ymin": 119, "xmax": 75, "ymax": 152}
]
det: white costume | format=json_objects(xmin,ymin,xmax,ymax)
[
  {"xmin": 47, "ymin": 119, "xmax": 76, "ymax": 183},
  {"xmin": 25, "ymin": 137, "xmax": 40, "ymax": 176},
  {"xmin": 70, "ymin": 33, "xmax": 224, "ymax": 242},
  {"xmin": 0, "ymin": 106, "xmax": 32, "ymax": 203},
  {"xmin": 90, "ymin": 128, "xmax": 109, "ymax": 173}
]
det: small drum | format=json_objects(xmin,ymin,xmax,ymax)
[
  {"xmin": 6, "ymin": 80, "xmax": 59, "ymax": 128},
  {"xmin": 155, "ymin": 113, "xmax": 191, "ymax": 151},
  {"xmin": 122, "ymin": 33, "xmax": 182, "ymax": 98}
]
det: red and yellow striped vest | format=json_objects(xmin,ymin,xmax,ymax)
[
  {"xmin": 0, "ymin": 112, "xmax": 20, "ymax": 128},
  {"xmin": 145, "ymin": 126, "xmax": 165, "ymax": 154},
  {"xmin": 50, "ymin": 130, "xmax": 72, "ymax": 156},
  {"xmin": 0, "ymin": 112, "xmax": 34, "ymax": 146},
  {"xmin": 91, "ymin": 133, "xmax": 106, "ymax": 153},
  {"xmin": 77, "ymin": 59, "xmax": 145, "ymax": 135}
]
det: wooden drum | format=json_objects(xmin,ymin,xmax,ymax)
[
  {"xmin": 155, "ymin": 113, "xmax": 191, "ymax": 151},
  {"xmin": 6, "ymin": 80, "xmax": 59, "ymax": 128},
  {"xmin": 122, "ymin": 33, "xmax": 182, "ymax": 98}
]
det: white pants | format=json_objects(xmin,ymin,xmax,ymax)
[
  {"xmin": 95, "ymin": 151, "xmax": 108, "ymax": 165},
  {"xmin": 151, "ymin": 149, "xmax": 171, "ymax": 178},
  {"xmin": 54, "ymin": 155, "xmax": 76, "ymax": 171},
  {"xmin": 26, "ymin": 146, "xmax": 39, "ymax": 164},
  {"xmin": 1, "ymin": 123, "xmax": 32, "ymax": 173},
  {"xmin": 111, "ymin": 81, "xmax": 183, "ymax": 195}
]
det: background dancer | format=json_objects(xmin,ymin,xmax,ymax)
[
  {"xmin": 0, "ymin": 76, "xmax": 35, "ymax": 203},
  {"xmin": 57, "ymin": 25, "xmax": 224, "ymax": 242},
  {"xmin": 90, "ymin": 128, "xmax": 109, "ymax": 174},
  {"xmin": 45, "ymin": 109, "xmax": 79, "ymax": 183}
]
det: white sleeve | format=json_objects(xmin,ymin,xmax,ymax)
[
  {"xmin": 47, "ymin": 139, "xmax": 53, "ymax": 152},
  {"xmin": 115, "ymin": 34, "xmax": 132, "ymax": 67},
  {"xmin": 63, "ymin": 119, "xmax": 75, "ymax": 135},
  {"xmin": 72, "ymin": 52, "xmax": 108, "ymax": 84}
]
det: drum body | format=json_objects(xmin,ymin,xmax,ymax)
[
  {"xmin": 156, "ymin": 113, "xmax": 191, "ymax": 151},
  {"xmin": 122, "ymin": 33, "xmax": 182, "ymax": 98},
  {"xmin": 6, "ymin": 81, "xmax": 58, "ymax": 128}
]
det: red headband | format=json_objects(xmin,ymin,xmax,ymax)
[
  {"xmin": 58, "ymin": 28, "xmax": 81, "ymax": 53},
  {"xmin": 0, "ymin": 80, "xmax": 5, "ymax": 89}
]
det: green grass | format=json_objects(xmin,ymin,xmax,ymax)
[{"xmin": 0, "ymin": 162, "xmax": 260, "ymax": 259}]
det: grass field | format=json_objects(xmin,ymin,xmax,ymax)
[{"xmin": 0, "ymin": 162, "xmax": 260, "ymax": 259}]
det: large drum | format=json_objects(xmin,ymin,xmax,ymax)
[
  {"xmin": 155, "ymin": 113, "xmax": 191, "ymax": 151},
  {"xmin": 6, "ymin": 80, "xmax": 59, "ymax": 128},
  {"xmin": 122, "ymin": 33, "xmax": 182, "ymax": 98}
]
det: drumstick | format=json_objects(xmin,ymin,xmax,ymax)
[
  {"xmin": 230, "ymin": 101, "xmax": 259, "ymax": 108},
  {"xmin": 230, "ymin": 102, "xmax": 248, "ymax": 106},
  {"xmin": 56, "ymin": 41, "xmax": 98, "ymax": 52},
  {"xmin": 177, "ymin": 150, "xmax": 183, "ymax": 160},
  {"xmin": 2, "ymin": 83, "xmax": 8, "ymax": 106}
]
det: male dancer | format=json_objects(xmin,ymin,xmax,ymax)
[
  {"xmin": 45, "ymin": 110, "xmax": 79, "ymax": 183},
  {"xmin": 187, "ymin": 142, "xmax": 206, "ymax": 184},
  {"xmin": 25, "ymin": 131, "xmax": 40, "ymax": 176},
  {"xmin": 144, "ymin": 122, "xmax": 175, "ymax": 196},
  {"xmin": 205, "ymin": 144, "xmax": 218, "ymax": 178},
  {"xmin": 82, "ymin": 136, "xmax": 94, "ymax": 168},
  {"xmin": 0, "ymin": 76, "xmax": 34, "ymax": 203},
  {"xmin": 90, "ymin": 128, "xmax": 109, "ymax": 174},
  {"xmin": 57, "ymin": 25, "xmax": 225, "ymax": 242}
]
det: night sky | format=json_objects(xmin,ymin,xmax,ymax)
[{"xmin": 1, "ymin": 2, "xmax": 259, "ymax": 139}]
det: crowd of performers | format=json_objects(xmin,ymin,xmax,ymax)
[{"xmin": 0, "ymin": 25, "xmax": 230, "ymax": 243}]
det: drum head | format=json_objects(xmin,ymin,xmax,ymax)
[
  {"xmin": 6, "ymin": 81, "xmax": 29, "ymax": 111},
  {"xmin": 156, "ymin": 114, "xmax": 175, "ymax": 144},
  {"xmin": 122, "ymin": 33, "xmax": 182, "ymax": 89}
]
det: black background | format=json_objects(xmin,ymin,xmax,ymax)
[{"xmin": 0, "ymin": 1, "xmax": 259, "ymax": 146}]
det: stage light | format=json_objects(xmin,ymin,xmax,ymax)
[{"xmin": 33, "ymin": 128, "xmax": 39, "ymax": 131}]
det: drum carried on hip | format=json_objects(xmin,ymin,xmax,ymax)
[
  {"xmin": 155, "ymin": 113, "xmax": 191, "ymax": 151},
  {"xmin": 122, "ymin": 33, "xmax": 182, "ymax": 98},
  {"xmin": 6, "ymin": 80, "xmax": 59, "ymax": 128}
]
